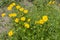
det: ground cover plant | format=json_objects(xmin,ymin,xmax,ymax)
[{"xmin": 0, "ymin": 0, "xmax": 60, "ymax": 40}]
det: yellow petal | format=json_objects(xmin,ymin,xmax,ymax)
[
  {"xmin": 8, "ymin": 30, "xmax": 13, "ymax": 37},
  {"xmin": 20, "ymin": 17, "xmax": 26, "ymax": 21},
  {"xmin": 24, "ymin": 10, "xmax": 28, "ymax": 14},
  {"xmin": 24, "ymin": 23, "xmax": 30, "ymax": 28},
  {"xmin": 19, "ymin": 7, "xmax": 24, "ymax": 11},
  {"xmin": 42, "ymin": 16, "xmax": 48, "ymax": 22},
  {"xmin": 16, "ymin": 5, "xmax": 21, "ymax": 9},
  {"xmin": 7, "ymin": 7, "xmax": 12, "ymax": 10},
  {"xmin": 15, "ymin": 18, "xmax": 19, "ymax": 23}
]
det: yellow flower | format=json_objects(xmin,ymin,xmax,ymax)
[
  {"xmin": 20, "ymin": 17, "xmax": 26, "ymax": 21},
  {"xmin": 7, "ymin": 3, "xmax": 16, "ymax": 11},
  {"xmin": 12, "ymin": 13, "xmax": 17, "ymax": 17},
  {"xmin": 35, "ymin": 20, "xmax": 44, "ymax": 25},
  {"xmin": 8, "ymin": 30, "xmax": 13, "ymax": 37},
  {"xmin": 15, "ymin": 18, "xmax": 19, "ymax": 23},
  {"xmin": 1, "ymin": 13, "xmax": 6, "ymax": 17},
  {"xmin": 16, "ymin": 5, "xmax": 21, "ymax": 9},
  {"xmin": 24, "ymin": 23, "xmax": 30, "ymax": 28},
  {"xmin": 27, "ymin": 19, "xmax": 31, "ymax": 22},
  {"xmin": 12, "ymin": 3, "xmax": 16, "ymax": 6},
  {"xmin": 9, "ymin": 13, "xmax": 17, "ymax": 17},
  {"xmin": 7, "ymin": 7, "xmax": 12, "ymax": 10},
  {"xmin": 7, "ymin": 3, "xmax": 16, "ymax": 10},
  {"xmin": 24, "ymin": 10, "xmax": 28, "ymax": 14},
  {"xmin": 42, "ymin": 16, "xmax": 48, "ymax": 22},
  {"xmin": 19, "ymin": 7, "xmax": 24, "ymax": 11},
  {"xmin": 39, "ymin": 19, "xmax": 45, "ymax": 24}
]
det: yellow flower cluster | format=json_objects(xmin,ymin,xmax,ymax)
[
  {"xmin": 7, "ymin": 2, "xmax": 28, "ymax": 19},
  {"xmin": 24, "ymin": 23, "xmax": 30, "ymax": 28},
  {"xmin": 7, "ymin": 2, "xmax": 30, "ymax": 36},
  {"xmin": 35, "ymin": 15, "xmax": 48, "ymax": 25},
  {"xmin": 7, "ymin": 2, "xmax": 29, "ymax": 13},
  {"xmin": 1, "ymin": 13, "xmax": 6, "ymax": 17},
  {"xmin": 15, "ymin": 5, "xmax": 28, "ymax": 14},
  {"xmin": 7, "ymin": 3, "xmax": 16, "ymax": 10},
  {"xmin": 18, "ymin": 7, "xmax": 28, "ymax": 14},
  {"xmin": 6, "ymin": 2, "xmax": 50, "ymax": 37},
  {"xmin": 8, "ymin": 30, "xmax": 13, "ymax": 37},
  {"xmin": 48, "ymin": 1, "xmax": 55, "ymax": 5},
  {"xmin": 15, "ymin": 17, "xmax": 31, "ymax": 22},
  {"xmin": 9, "ymin": 13, "xmax": 17, "ymax": 17}
]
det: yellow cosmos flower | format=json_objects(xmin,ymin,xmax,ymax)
[
  {"xmin": 24, "ymin": 23, "xmax": 30, "ymax": 28},
  {"xmin": 8, "ymin": 30, "xmax": 13, "ymax": 37},
  {"xmin": 20, "ymin": 17, "xmax": 26, "ymax": 21},
  {"xmin": 1, "ymin": 13, "xmax": 6, "ymax": 17},
  {"xmin": 39, "ymin": 19, "xmax": 45, "ymax": 24},
  {"xmin": 15, "ymin": 18, "xmax": 19, "ymax": 23},
  {"xmin": 19, "ymin": 7, "xmax": 24, "ymax": 11},
  {"xmin": 27, "ymin": 19, "xmax": 31, "ymax": 22},
  {"xmin": 24, "ymin": 10, "xmax": 28, "ymax": 14},
  {"xmin": 9, "ymin": 13, "xmax": 17, "ymax": 17},
  {"xmin": 7, "ymin": 3, "xmax": 16, "ymax": 11},
  {"xmin": 16, "ymin": 5, "xmax": 21, "ymax": 9},
  {"xmin": 42, "ymin": 16, "xmax": 48, "ymax": 22},
  {"xmin": 7, "ymin": 7, "xmax": 12, "ymax": 10}
]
